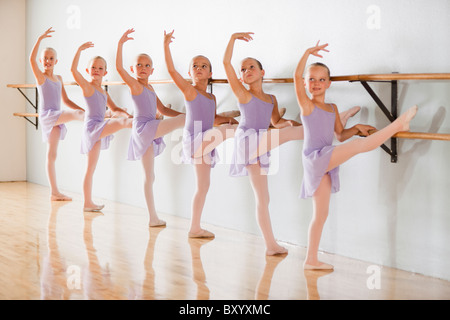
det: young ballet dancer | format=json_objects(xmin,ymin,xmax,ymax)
[
  {"xmin": 116, "ymin": 29, "xmax": 186, "ymax": 227},
  {"xmin": 224, "ymin": 32, "xmax": 305, "ymax": 256},
  {"xmin": 71, "ymin": 41, "xmax": 133, "ymax": 212},
  {"xmin": 164, "ymin": 30, "xmax": 238, "ymax": 238},
  {"xmin": 294, "ymin": 41, "xmax": 418, "ymax": 269},
  {"xmin": 30, "ymin": 27, "xmax": 85, "ymax": 201}
]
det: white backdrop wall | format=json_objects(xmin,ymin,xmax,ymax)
[{"xmin": 23, "ymin": 0, "xmax": 450, "ymax": 280}]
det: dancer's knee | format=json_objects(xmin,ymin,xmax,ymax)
[{"xmin": 47, "ymin": 149, "xmax": 57, "ymax": 163}]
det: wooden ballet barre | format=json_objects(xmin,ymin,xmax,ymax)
[
  {"xmin": 13, "ymin": 110, "xmax": 450, "ymax": 141},
  {"xmin": 331, "ymin": 73, "xmax": 450, "ymax": 82},
  {"xmin": 357, "ymin": 129, "xmax": 450, "ymax": 141},
  {"xmin": 7, "ymin": 73, "xmax": 450, "ymax": 88}
]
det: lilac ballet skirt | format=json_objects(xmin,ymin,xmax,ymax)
[
  {"xmin": 229, "ymin": 94, "xmax": 274, "ymax": 177},
  {"xmin": 128, "ymin": 87, "xmax": 165, "ymax": 160},
  {"xmin": 182, "ymin": 91, "xmax": 219, "ymax": 167},
  {"xmin": 37, "ymin": 78, "xmax": 67, "ymax": 142},
  {"xmin": 80, "ymin": 89, "xmax": 113, "ymax": 154},
  {"xmin": 299, "ymin": 105, "xmax": 340, "ymax": 198}
]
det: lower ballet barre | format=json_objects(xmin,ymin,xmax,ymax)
[
  {"xmin": 13, "ymin": 111, "xmax": 450, "ymax": 141},
  {"xmin": 8, "ymin": 72, "xmax": 450, "ymax": 162}
]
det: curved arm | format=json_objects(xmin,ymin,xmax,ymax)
[
  {"xmin": 333, "ymin": 105, "xmax": 375, "ymax": 142},
  {"xmin": 212, "ymin": 95, "xmax": 238, "ymax": 125},
  {"xmin": 294, "ymin": 41, "xmax": 329, "ymax": 116},
  {"xmin": 30, "ymin": 27, "xmax": 54, "ymax": 85},
  {"xmin": 116, "ymin": 28, "xmax": 141, "ymax": 95},
  {"xmin": 223, "ymin": 33, "xmax": 253, "ymax": 103},
  {"xmin": 269, "ymin": 96, "xmax": 300, "ymax": 128},
  {"xmin": 106, "ymin": 92, "xmax": 132, "ymax": 118},
  {"xmin": 163, "ymin": 30, "xmax": 196, "ymax": 101},
  {"xmin": 59, "ymin": 76, "xmax": 84, "ymax": 111},
  {"xmin": 156, "ymin": 96, "xmax": 183, "ymax": 117},
  {"xmin": 71, "ymin": 42, "xmax": 94, "ymax": 96}
]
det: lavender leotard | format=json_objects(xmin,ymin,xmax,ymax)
[
  {"xmin": 299, "ymin": 104, "xmax": 340, "ymax": 198},
  {"xmin": 37, "ymin": 78, "xmax": 67, "ymax": 142},
  {"xmin": 128, "ymin": 87, "xmax": 165, "ymax": 160},
  {"xmin": 229, "ymin": 94, "xmax": 274, "ymax": 176},
  {"xmin": 80, "ymin": 89, "xmax": 113, "ymax": 154},
  {"xmin": 181, "ymin": 91, "xmax": 219, "ymax": 167}
]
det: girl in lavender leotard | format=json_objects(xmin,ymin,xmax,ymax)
[
  {"xmin": 224, "ymin": 32, "xmax": 303, "ymax": 256},
  {"xmin": 116, "ymin": 29, "xmax": 185, "ymax": 227},
  {"xmin": 71, "ymin": 41, "xmax": 133, "ymax": 212},
  {"xmin": 29, "ymin": 28, "xmax": 85, "ymax": 201},
  {"xmin": 294, "ymin": 41, "xmax": 417, "ymax": 270},
  {"xmin": 164, "ymin": 30, "xmax": 238, "ymax": 238}
]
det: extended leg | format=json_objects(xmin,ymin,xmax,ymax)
[
  {"xmin": 193, "ymin": 124, "xmax": 237, "ymax": 159},
  {"xmin": 252, "ymin": 125, "xmax": 304, "ymax": 159},
  {"xmin": 100, "ymin": 118, "xmax": 133, "ymax": 139},
  {"xmin": 55, "ymin": 109, "xmax": 84, "ymax": 126},
  {"xmin": 154, "ymin": 114, "xmax": 186, "ymax": 139},
  {"xmin": 326, "ymin": 105, "xmax": 417, "ymax": 172}
]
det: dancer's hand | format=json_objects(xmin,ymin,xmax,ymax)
[
  {"xmin": 307, "ymin": 41, "xmax": 329, "ymax": 58},
  {"xmin": 119, "ymin": 28, "xmax": 135, "ymax": 44},
  {"xmin": 39, "ymin": 27, "xmax": 55, "ymax": 41},
  {"xmin": 231, "ymin": 32, "xmax": 254, "ymax": 42},
  {"xmin": 78, "ymin": 42, "xmax": 94, "ymax": 51},
  {"xmin": 355, "ymin": 124, "xmax": 376, "ymax": 136},
  {"xmin": 164, "ymin": 30, "xmax": 175, "ymax": 46}
]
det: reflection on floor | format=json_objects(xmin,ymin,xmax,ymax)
[{"xmin": 1, "ymin": 182, "xmax": 449, "ymax": 300}]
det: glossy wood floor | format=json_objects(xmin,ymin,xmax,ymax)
[{"xmin": 1, "ymin": 182, "xmax": 449, "ymax": 300}]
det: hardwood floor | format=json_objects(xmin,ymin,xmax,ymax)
[{"xmin": 0, "ymin": 182, "xmax": 449, "ymax": 300}]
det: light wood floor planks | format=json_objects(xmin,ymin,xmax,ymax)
[{"xmin": 0, "ymin": 182, "xmax": 449, "ymax": 300}]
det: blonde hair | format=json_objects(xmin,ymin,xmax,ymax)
[
  {"xmin": 307, "ymin": 62, "xmax": 330, "ymax": 79},
  {"xmin": 135, "ymin": 53, "xmax": 153, "ymax": 67},
  {"xmin": 89, "ymin": 56, "xmax": 107, "ymax": 70},
  {"xmin": 189, "ymin": 55, "xmax": 212, "ymax": 73},
  {"xmin": 41, "ymin": 47, "xmax": 57, "ymax": 59}
]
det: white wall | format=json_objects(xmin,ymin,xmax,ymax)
[
  {"xmin": 23, "ymin": 0, "xmax": 450, "ymax": 281},
  {"xmin": 0, "ymin": 0, "xmax": 26, "ymax": 181}
]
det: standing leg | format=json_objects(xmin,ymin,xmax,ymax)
[
  {"xmin": 83, "ymin": 141, "xmax": 104, "ymax": 211},
  {"xmin": 47, "ymin": 126, "xmax": 71, "ymax": 201},
  {"xmin": 189, "ymin": 161, "xmax": 214, "ymax": 238},
  {"xmin": 247, "ymin": 164, "xmax": 287, "ymax": 256},
  {"xmin": 304, "ymin": 174, "xmax": 333, "ymax": 270},
  {"xmin": 141, "ymin": 145, "xmax": 166, "ymax": 227}
]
